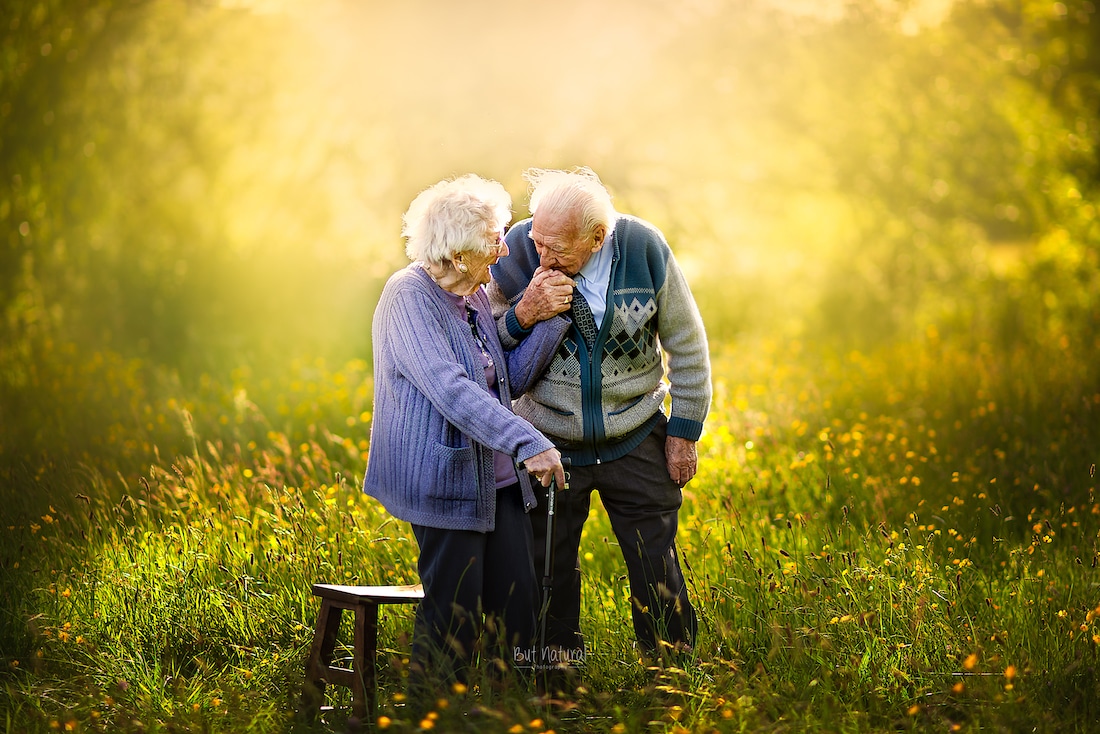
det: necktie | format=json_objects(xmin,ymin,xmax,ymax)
[{"xmin": 571, "ymin": 287, "xmax": 599, "ymax": 347}]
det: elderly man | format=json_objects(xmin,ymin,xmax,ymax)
[{"xmin": 488, "ymin": 167, "xmax": 711, "ymax": 673}]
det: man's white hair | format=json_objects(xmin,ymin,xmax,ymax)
[
  {"xmin": 402, "ymin": 174, "xmax": 512, "ymax": 265},
  {"xmin": 524, "ymin": 166, "xmax": 616, "ymax": 237}
]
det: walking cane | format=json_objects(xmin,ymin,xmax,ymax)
[{"xmin": 538, "ymin": 457, "xmax": 570, "ymax": 669}]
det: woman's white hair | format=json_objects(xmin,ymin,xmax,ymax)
[
  {"xmin": 523, "ymin": 166, "xmax": 616, "ymax": 238},
  {"xmin": 402, "ymin": 174, "xmax": 512, "ymax": 265}
]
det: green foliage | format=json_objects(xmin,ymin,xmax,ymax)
[{"xmin": 1, "ymin": 0, "xmax": 392, "ymax": 382}]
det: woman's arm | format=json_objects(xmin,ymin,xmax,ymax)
[
  {"xmin": 502, "ymin": 314, "xmax": 569, "ymax": 396},
  {"xmin": 381, "ymin": 278, "xmax": 554, "ymax": 463}
]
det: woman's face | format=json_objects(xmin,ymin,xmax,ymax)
[{"xmin": 452, "ymin": 229, "xmax": 508, "ymax": 294}]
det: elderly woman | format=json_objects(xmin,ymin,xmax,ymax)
[{"xmin": 364, "ymin": 174, "xmax": 568, "ymax": 692}]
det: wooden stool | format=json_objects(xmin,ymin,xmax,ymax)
[{"xmin": 302, "ymin": 583, "xmax": 424, "ymax": 722}]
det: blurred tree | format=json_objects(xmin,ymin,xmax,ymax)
[
  {"xmin": 2, "ymin": 0, "xmax": 125, "ymax": 372},
  {"xmin": 2, "ymin": 0, "xmax": 250, "ymax": 373},
  {"xmin": 718, "ymin": 0, "xmax": 1100, "ymax": 346},
  {"xmin": 0, "ymin": 0, "xmax": 400, "ymax": 384},
  {"xmin": 995, "ymin": 0, "xmax": 1100, "ymax": 201},
  {"xmin": 0, "ymin": 0, "xmax": 377, "ymax": 469},
  {"xmin": 971, "ymin": 0, "xmax": 1100, "ymax": 348},
  {"xmin": 788, "ymin": 2, "xmax": 1039, "ymax": 342}
]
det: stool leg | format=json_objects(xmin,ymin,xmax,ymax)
[
  {"xmin": 351, "ymin": 602, "xmax": 380, "ymax": 722},
  {"xmin": 302, "ymin": 599, "xmax": 343, "ymax": 718}
]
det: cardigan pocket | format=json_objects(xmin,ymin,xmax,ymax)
[
  {"xmin": 607, "ymin": 393, "xmax": 647, "ymax": 416},
  {"xmin": 605, "ymin": 387, "xmax": 666, "ymax": 439},
  {"xmin": 425, "ymin": 441, "xmax": 477, "ymax": 501}
]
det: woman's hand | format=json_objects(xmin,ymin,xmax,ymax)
[{"xmin": 524, "ymin": 447, "xmax": 565, "ymax": 488}]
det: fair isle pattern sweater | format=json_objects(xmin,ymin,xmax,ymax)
[
  {"xmin": 363, "ymin": 264, "xmax": 569, "ymax": 532},
  {"xmin": 488, "ymin": 215, "xmax": 712, "ymax": 466}
]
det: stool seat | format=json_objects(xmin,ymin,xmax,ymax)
[{"xmin": 302, "ymin": 583, "xmax": 424, "ymax": 722}]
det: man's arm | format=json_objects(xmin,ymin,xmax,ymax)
[{"xmin": 655, "ymin": 247, "xmax": 712, "ymax": 486}]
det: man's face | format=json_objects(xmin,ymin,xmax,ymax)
[{"xmin": 529, "ymin": 210, "xmax": 602, "ymax": 277}]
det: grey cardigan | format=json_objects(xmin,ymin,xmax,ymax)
[{"xmin": 363, "ymin": 264, "xmax": 569, "ymax": 532}]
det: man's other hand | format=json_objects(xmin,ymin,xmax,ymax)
[{"xmin": 665, "ymin": 436, "xmax": 698, "ymax": 486}]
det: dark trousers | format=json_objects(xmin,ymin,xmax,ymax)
[
  {"xmin": 410, "ymin": 482, "xmax": 537, "ymax": 688},
  {"xmin": 531, "ymin": 418, "xmax": 698, "ymax": 658}
]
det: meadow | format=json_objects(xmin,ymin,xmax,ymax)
[{"xmin": 2, "ymin": 325, "xmax": 1098, "ymax": 734}]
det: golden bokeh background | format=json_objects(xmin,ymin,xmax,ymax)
[{"xmin": 2, "ymin": 0, "xmax": 1097, "ymax": 428}]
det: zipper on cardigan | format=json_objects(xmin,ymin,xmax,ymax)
[
  {"xmin": 583, "ymin": 272, "xmax": 615, "ymax": 466},
  {"xmin": 580, "ymin": 333, "xmax": 605, "ymax": 465}
]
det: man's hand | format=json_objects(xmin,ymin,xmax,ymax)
[
  {"xmin": 665, "ymin": 436, "xmax": 698, "ymax": 486},
  {"xmin": 514, "ymin": 266, "xmax": 575, "ymax": 329},
  {"xmin": 524, "ymin": 447, "xmax": 566, "ymax": 488}
]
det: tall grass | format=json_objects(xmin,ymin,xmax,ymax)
[{"xmin": 2, "ymin": 331, "xmax": 1098, "ymax": 732}]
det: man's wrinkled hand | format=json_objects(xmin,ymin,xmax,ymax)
[
  {"xmin": 514, "ymin": 267, "xmax": 575, "ymax": 329},
  {"xmin": 665, "ymin": 436, "xmax": 698, "ymax": 486}
]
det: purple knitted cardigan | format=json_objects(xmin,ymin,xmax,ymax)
[{"xmin": 363, "ymin": 264, "xmax": 569, "ymax": 532}]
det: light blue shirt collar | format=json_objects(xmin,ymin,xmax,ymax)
[{"xmin": 574, "ymin": 224, "xmax": 615, "ymax": 326}]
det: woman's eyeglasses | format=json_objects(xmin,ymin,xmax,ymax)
[{"xmin": 486, "ymin": 226, "xmax": 510, "ymax": 256}]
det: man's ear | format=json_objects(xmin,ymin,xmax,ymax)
[{"xmin": 592, "ymin": 224, "xmax": 607, "ymax": 251}]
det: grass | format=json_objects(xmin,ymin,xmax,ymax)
[{"xmin": 2, "ymin": 330, "xmax": 1099, "ymax": 732}]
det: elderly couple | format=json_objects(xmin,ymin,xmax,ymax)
[{"xmin": 363, "ymin": 167, "xmax": 711, "ymax": 696}]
